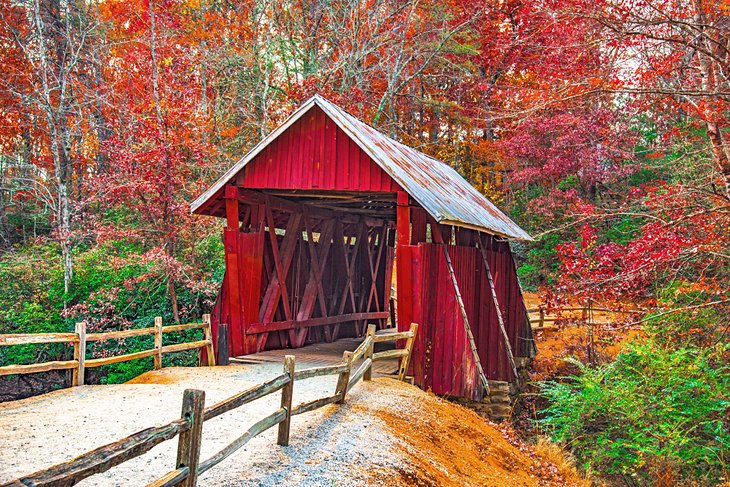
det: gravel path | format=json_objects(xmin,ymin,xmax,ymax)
[{"xmin": 0, "ymin": 364, "xmax": 401, "ymax": 486}]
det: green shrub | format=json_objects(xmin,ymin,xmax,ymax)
[
  {"xmin": 538, "ymin": 340, "xmax": 730, "ymax": 485},
  {"xmin": 0, "ymin": 238, "xmax": 223, "ymax": 387}
]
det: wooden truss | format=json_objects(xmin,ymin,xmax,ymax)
[{"xmin": 217, "ymin": 187, "xmax": 393, "ymax": 356}]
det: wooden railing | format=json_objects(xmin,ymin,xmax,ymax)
[
  {"xmin": 0, "ymin": 315, "xmax": 215, "ymax": 385},
  {"xmin": 2, "ymin": 323, "xmax": 419, "ymax": 487},
  {"xmin": 527, "ymin": 301, "xmax": 645, "ymax": 328}
]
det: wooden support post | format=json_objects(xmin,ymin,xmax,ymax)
[
  {"xmin": 154, "ymin": 316, "xmax": 163, "ymax": 370},
  {"xmin": 389, "ymin": 298, "xmax": 396, "ymax": 328},
  {"xmin": 395, "ymin": 191, "xmax": 412, "ymax": 332},
  {"xmin": 477, "ymin": 238, "xmax": 519, "ymax": 381},
  {"xmin": 277, "ymin": 355, "xmax": 295, "ymax": 446},
  {"xmin": 396, "ymin": 191, "xmax": 410, "ymax": 246},
  {"xmin": 364, "ymin": 324, "xmax": 376, "ymax": 381},
  {"xmin": 217, "ymin": 323, "xmax": 230, "ymax": 366},
  {"xmin": 441, "ymin": 243, "xmax": 490, "ymax": 397},
  {"xmin": 203, "ymin": 314, "xmax": 215, "ymax": 367},
  {"xmin": 335, "ymin": 351, "xmax": 354, "ymax": 404},
  {"xmin": 72, "ymin": 322, "xmax": 86, "ymax": 386},
  {"xmin": 398, "ymin": 323, "xmax": 418, "ymax": 381},
  {"xmin": 176, "ymin": 389, "xmax": 205, "ymax": 487},
  {"xmin": 539, "ymin": 308, "xmax": 545, "ymax": 328},
  {"xmin": 224, "ymin": 185, "xmax": 240, "ymax": 229}
]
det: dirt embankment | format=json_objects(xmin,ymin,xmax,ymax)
[{"xmin": 357, "ymin": 379, "xmax": 587, "ymax": 487}]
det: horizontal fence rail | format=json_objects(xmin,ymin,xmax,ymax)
[
  {"xmin": 526, "ymin": 300, "xmax": 646, "ymax": 329},
  {"xmin": 2, "ymin": 322, "xmax": 420, "ymax": 487},
  {"xmin": 0, "ymin": 315, "xmax": 215, "ymax": 385}
]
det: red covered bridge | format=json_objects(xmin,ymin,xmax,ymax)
[{"xmin": 191, "ymin": 95, "xmax": 536, "ymax": 401}]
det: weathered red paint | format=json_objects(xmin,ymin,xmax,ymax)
[
  {"xmin": 200, "ymin": 101, "xmax": 533, "ymax": 397},
  {"xmin": 239, "ymin": 106, "xmax": 400, "ymax": 193},
  {"xmin": 403, "ymin": 237, "xmax": 529, "ymax": 399}
]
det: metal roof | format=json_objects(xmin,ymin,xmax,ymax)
[{"xmin": 191, "ymin": 95, "xmax": 531, "ymax": 241}]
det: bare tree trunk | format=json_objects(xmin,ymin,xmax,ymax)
[
  {"xmin": 148, "ymin": 0, "xmax": 180, "ymax": 323},
  {"xmin": 33, "ymin": 0, "xmax": 74, "ymax": 302},
  {"xmin": 693, "ymin": 0, "xmax": 730, "ymax": 197}
]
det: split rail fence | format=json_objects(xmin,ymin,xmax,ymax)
[
  {"xmin": 0, "ymin": 315, "xmax": 215, "ymax": 386},
  {"xmin": 2, "ymin": 322, "xmax": 419, "ymax": 487},
  {"xmin": 528, "ymin": 300, "xmax": 644, "ymax": 329}
]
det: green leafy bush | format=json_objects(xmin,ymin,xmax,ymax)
[
  {"xmin": 515, "ymin": 233, "xmax": 563, "ymax": 290},
  {"xmin": 538, "ymin": 340, "xmax": 730, "ymax": 485},
  {"xmin": 0, "ymin": 237, "xmax": 222, "ymax": 389}
]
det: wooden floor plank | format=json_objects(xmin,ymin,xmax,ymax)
[{"xmin": 233, "ymin": 336, "xmax": 400, "ymax": 377}]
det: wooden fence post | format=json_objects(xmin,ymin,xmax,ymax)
[
  {"xmin": 176, "ymin": 389, "xmax": 205, "ymax": 487},
  {"xmin": 398, "ymin": 323, "xmax": 418, "ymax": 381},
  {"xmin": 364, "ymin": 324, "xmax": 376, "ymax": 381},
  {"xmin": 335, "ymin": 351, "xmax": 354, "ymax": 404},
  {"xmin": 154, "ymin": 316, "xmax": 163, "ymax": 370},
  {"xmin": 72, "ymin": 322, "xmax": 86, "ymax": 386},
  {"xmin": 277, "ymin": 355, "xmax": 295, "ymax": 446},
  {"xmin": 217, "ymin": 323, "xmax": 230, "ymax": 366},
  {"xmin": 202, "ymin": 314, "xmax": 215, "ymax": 367}
]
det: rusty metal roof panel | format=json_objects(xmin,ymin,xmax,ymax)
[
  {"xmin": 191, "ymin": 95, "xmax": 531, "ymax": 240},
  {"xmin": 314, "ymin": 96, "xmax": 531, "ymax": 240}
]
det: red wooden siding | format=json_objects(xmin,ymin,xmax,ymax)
[
  {"xmin": 400, "ymin": 240, "xmax": 529, "ymax": 398},
  {"xmin": 239, "ymin": 106, "xmax": 400, "ymax": 193}
]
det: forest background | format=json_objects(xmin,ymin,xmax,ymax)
[{"xmin": 1, "ymin": 0, "xmax": 728, "ymax": 484}]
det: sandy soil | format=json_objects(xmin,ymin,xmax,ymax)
[{"xmin": 0, "ymin": 365, "xmax": 585, "ymax": 486}]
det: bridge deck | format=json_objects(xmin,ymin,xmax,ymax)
[{"xmin": 232, "ymin": 334, "xmax": 401, "ymax": 377}]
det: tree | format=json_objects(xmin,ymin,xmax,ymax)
[{"xmin": 0, "ymin": 0, "xmax": 101, "ymax": 303}]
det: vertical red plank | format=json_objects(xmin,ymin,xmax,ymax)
[
  {"xmin": 434, "ymin": 244, "xmax": 450, "ymax": 395},
  {"xmin": 264, "ymin": 143, "xmax": 273, "ymax": 187},
  {"xmin": 347, "ymin": 137, "xmax": 358, "ymax": 191},
  {"xmin": 415, "ymin": 246, "xmax": 424, "ymax": 390},
  {"xmin": 360, "ymin": 146, "xmax": 371, "ymax": 189},
  {"xmin": 497, "ymin": 245, "xmax": 513, "ymax": 381},
  {"xmin": 296, "ymin": 117, "xmax": 306, "ymax": 187},
  {"xmin": 240, "ymin": 230, "xmax": 264, "ymax": 354},
  {"xmin": 285, "ymin": 120, "xmax": 296, "ymax": 189},
  {"xmin": 309, "ymin": 108, "xmax": 319, "ymax": 190},
  {"xmin": 335, "ymin": 125, "xmax": 348, "ymax": 189},
  {"xmin": 410, "ymin": 208, "xmax": 427, "ymax": 244},
  {"xmin": 451, "ymin": 248, "xmax": 469, "ymax": 397},
  {"xmin": 441, "ymin": 246, "xmax": 456, "ymax": 394},
  {"xmin": 416, "ymin": 245, "xmax": 430, "ymax": 392},
  {"xmin": 410, "ymin": 245, "xmax": 424, "ymax": 386},
  {"xmin": 302, "ymin": 112, "xmax": 313, "ymax": 188},
  {"xmin": 486, "ymin": 246, "xmax": 499, "ymax": 380},
  {"xmin": 268, "ymin": 127, "xmax": 280, "ymax": 187},
  {"xmin": 479, "ymin": 254, "xmax": 491, "ymax": 379},
  {"xmin": 276, "ymin": 127, "xmax": 289, "ymax": 189},
  {"xmin": 395, "ymin": 192, "xmax": 412, "ymax": 332},
  {"xmin": 325, "ymin": 116, "xmax": 337, "ymax": 189},
  {"xmin": 371, "ymin": 150, "xmax": 382, "ymax": 190},
  {"xmin": 315, "ymin": 106, "xmax": 326, "ymax": 188},
  {"xmin": 224, "ymin": 229, "xmax": 242, "ymax": 356}
]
